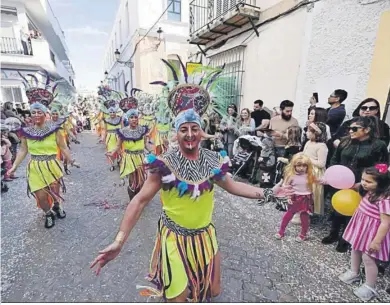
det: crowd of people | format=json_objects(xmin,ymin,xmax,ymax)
[{"xmin": 1, "ymin": 60, "xmax": 389, "ymax": 302}]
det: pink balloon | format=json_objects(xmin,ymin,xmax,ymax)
[{"xmin": 325, "ymin": 165, "xmax": 355, "ymax": 189}]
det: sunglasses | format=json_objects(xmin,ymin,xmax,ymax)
[
  {"xmin": 360, "ymin": 106, "xmax": 378, "ymax": 111},
  {"xmin": 348, "ymin": 126, "xmax": 364, "ymax": 132}
]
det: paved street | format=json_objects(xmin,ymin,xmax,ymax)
[{"xmin": 1, "ymin": 132, "xmax": 389, "ymax": 303}]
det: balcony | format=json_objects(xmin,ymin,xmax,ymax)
[
  {"xmin": 0, "ymin": 37, "xmax": 33, "ymax": 55},
  {"xmin": 1, "ymin": 37, "xmax": 56, "ymax": 72},
  {"xmin": 189, "ymin": 0, "xmax": 261, "ymax": 46}
]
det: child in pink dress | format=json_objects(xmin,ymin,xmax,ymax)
[
  {"xmin": 275, "ymin": 153, "xmax": 319, "ymax": 242},
  {"xmin": 339, "ymin": 164, "xmax": 390, "ymax": 301}
]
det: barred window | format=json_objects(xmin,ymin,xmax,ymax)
[
  {"xmin": 1, "ymin": 86, "xmax": 23, "ymax": 105},
  {"xmin": 208, "ymin": 46, "xmax": 245, "ymax": 110}
]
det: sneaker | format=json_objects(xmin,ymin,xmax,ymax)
[
  {"xmin": 295, "ymin": 236, "xmax": 306, "ymax": 243},
  {"xmin": 353, "ymin": 284, "xmax": 378, "ymax": 302},
  {"xmin": 338, "ymin": 270, "xmax": 360, "ymax": 285},
  {"xmin": 275, "ymin": 233, "xmax": 283, "ymax": 240},
  {"xmin": 52, "ymin": 204, "xmax": 66, "ymax": 219},
  {"xmin": 44, "ymin": 212, "xmax": 56, "ymax": 229}
]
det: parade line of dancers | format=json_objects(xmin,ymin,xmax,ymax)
[{"xmin": 5, "ymin": 59, "xmax": 390, "ymax": 302}]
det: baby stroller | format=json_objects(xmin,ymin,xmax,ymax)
[{"xmin": 231, "ymin": 135, "xmax": 262, "ymax": 180}]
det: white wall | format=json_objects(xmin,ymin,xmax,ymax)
[
  {"xmin": 296, "ymin": 0, "xmax": 390, "ymax": 125},
  {"xmin": 241, "ymin": 7, "xmax": 308, "ymax": 112}
]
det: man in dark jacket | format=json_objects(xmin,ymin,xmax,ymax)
[{"xmin": 326, "ymin": 89, "xmax": 347, "ymax": 136}]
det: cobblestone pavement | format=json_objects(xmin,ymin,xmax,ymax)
[{"xmin": 1, "ymin": 132, "xmax": 389, "ymax": 302}]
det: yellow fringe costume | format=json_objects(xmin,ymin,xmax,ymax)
[
  {"xmin": 153, "ymin": 123, "xmax": 170, "ymax": 155},
  {"xmin": 117, "ymin": 125, "xmax": 149, "ymax": 189},
  {"xmin": 20, "ymin": 122, "xmax": 65, "ymax": 207},
  {"xmin": 104, "ymin": 117, "xmax": 122, "ymax": 162},
  {"xmin": 143, "ymin": 149, "xmax": 230, "ymax": 302}
]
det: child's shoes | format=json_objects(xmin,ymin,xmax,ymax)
[
  {"xmin": 338, "ymin": 270, "xmax": 360, "ymax": 285},
  {"xmin": 353, "ymin": 284, "xmax": 378, "ymax": 302},
  {"xmin": 274, "ymin": 233, "xmax": 283, "ymax": 240}
]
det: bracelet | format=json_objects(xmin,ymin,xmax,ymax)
[
  {"xmin": 115, "ymin": 231, "xmax": 125, "ymax": 244},
  {"xmin": 263, "ymin": 188, "xmax": 274, "ymax": 203}
]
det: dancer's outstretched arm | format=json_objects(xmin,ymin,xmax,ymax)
[
  {"xmin": 91, "ymin": 173, "xmax": 161, "ymax": 275},
  {"xmin": 216, "ymin": 176, "xmax": 293, "ymax": 199}
]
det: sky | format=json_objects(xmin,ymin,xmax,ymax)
[{"xmin": 49, "ymin": 0, "xmax": 120, "ymax": 90}]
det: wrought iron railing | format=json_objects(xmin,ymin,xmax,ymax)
[
  {"xmin": 0, "ymin": 37, "xmax": 33, "ymax": 55},
  {"xmin": 189, "ymin": 0, "xmax": 257, "ymax": 35},
  {"xmin": 208, "ymin": 46, "xmax": 246, "ymax": 108}
]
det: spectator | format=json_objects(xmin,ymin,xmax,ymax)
[
  {"xmin": 326, "ymin": 89, "xmax": 347, "ymax": 136},
  {"xmin": 303, "ymin": 122, "xmax": 328, "ymax": 216},
  {"xmin": 269, "ymin": 100, "xmax": 299, "ymax": 157},
  {"xmin": 251, "ymin": 100, "xmax": 271, "ymax": 136},
  {"xmin": 237, "ymin": 108, "xmax": 255, "ymax": 136},
  {"xmin": 322, "ymin": 116, "xmax": 389, "ymax": 253},
  {"xmin": 333, "ymin": 98, "xmax": 390, "ymax": 147},
  {"xmin": 307, "ymin": 92, "xmax": 319, "ymax": 116},
  {"xmin": 3, "ymin": 102, "xmax": 24, "ymax": 123},
  {"xmin": 303, "ymin": 108, "xmax": 331, "ymax": 145},
  {"xmin": 220, "ymin": 104, "xmax": 239, "ymax": 158}
]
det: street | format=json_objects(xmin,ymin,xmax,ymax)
[{"xmin": 1, "ymin": 132, "xmax": 389, "ymax": 303}]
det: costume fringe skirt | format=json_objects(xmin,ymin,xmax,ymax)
[
  {"xmin": 119, "ymin": 150, "xmax": 146, "ymax": 189},
  {"xmin": 144, "ymin": 212, "xmax": 218, "ymax": 302},
  {"xmin": 27, "ymin": 155, "xmax": 65, "ymax": 207}
]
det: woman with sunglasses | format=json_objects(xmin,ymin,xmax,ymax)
[
  {"xmin": 322, "ymin": 116, "xmax": 388, "ymax": 252},
  {"xmin": 333, "ymin": 98, "xmax": 390, "ymax": 147},
  {"xmin": 106, "ymin": 109, "xmax": 150, "ymax": 200},
  {"xmin": 103, "ymin": 106, "xmax": 122, "ymax": 171}
]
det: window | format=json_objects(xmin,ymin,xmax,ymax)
[
  {"xmin": 1, "ymin": 86, "xmax": 23, "ymax": 105},
  {"xmin": 168, "ymin": 0, "xmax": 181, "ymax": 22},
  {"xmin": 208, "ymin": 46, "xmax": 246, "ymax": 109}
]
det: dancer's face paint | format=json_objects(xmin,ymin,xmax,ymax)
[
  {"xmin": 31, "ymin": 109, "xmax": 46, "ymax": 125},
  {"xmin": 129, "ymin": 115, "xmax": 138, "ymax": 128},
  {"xmin": 51, "ymin": 111, "xmax": 59, "ymax": 121},
  {"xmin": 177, "ymin": 122, "xmax": 201, "ymax": 152}
]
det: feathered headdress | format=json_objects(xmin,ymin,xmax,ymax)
[
  {"xmin": 118, "ymin": 81, "xmax": 139, "ymax": 112},
  {"xmin": 18, "ymin": 70, "xmax": 59, "ymax": 108},
  {"xmin": 151, "ymin": 56, "xmax": 225, "ymax": 130}
]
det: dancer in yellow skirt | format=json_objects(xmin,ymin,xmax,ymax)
[
  {"xmin": 103, "ymin": 106, "xmax": 122, "ymax": 171},
  {"xmin": 106, "ymin": 108, "xmax": 149, "ymax": 199},
  {"xmin": 91, "ymin": 59, "xmax": 293, "ymax": 302},
  {"xmin": 8, "ymin": 82, "xmax": 77, "ymax": 229}
]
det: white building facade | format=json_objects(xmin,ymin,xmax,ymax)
[
  {"xmin": 0, "ymin": 0, "xmax": 76, "ymax": 106},
  {"xmin": 188, "ymin": 0, "xmax": 390, "ymax": 124},
  {"xmin": 103, "ymin": 0, "xmax": 195, "ymax": 95}
]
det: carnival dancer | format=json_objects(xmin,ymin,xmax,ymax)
[
  {"xmin": 91, "ymin": 60, "xmax": 293, "ymax": 302},
  {"xmin": 8, "ymin": 72, "xmax": 78, "ymax": 229},
  {"xmin": 106, "ymin": 106, "xmax": 150, "ymax": 200},
  {"xmin": 104, "ymin": 106, "xmax": 122, "ymax": 171}
]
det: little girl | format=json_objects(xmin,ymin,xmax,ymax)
[
  {"xmin": 339, "ymin": 164, "xmax": 390, "ymax": 302},
  {"xmin": 303, "ymin": 122, "xmax": 328, "ymax": 216},
  {"xmin": 275, "ymin": 153, "xmax": 316, "ymax": 242},
  {"xmin": 274, "ymin": 125, "xmax": 302, "ymax": 184}
]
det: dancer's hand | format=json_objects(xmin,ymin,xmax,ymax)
[
  {"xmin": 7, "ymin": 166, "xmax": 16, "ymax": 177},
  {"xmin": 105, "ymin": 151, "xmax": 114, "ymax": 158},
  {"xmin": 90, "ymin": 241, "xmax": 122, "ymax": 275},
  {"xmin": 273, "ymin": 180, "xmax": 294, "ymax": 197},
  {"xmin": 368, "ymin": 241, "xmax": 380, "ymax": 253}
]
